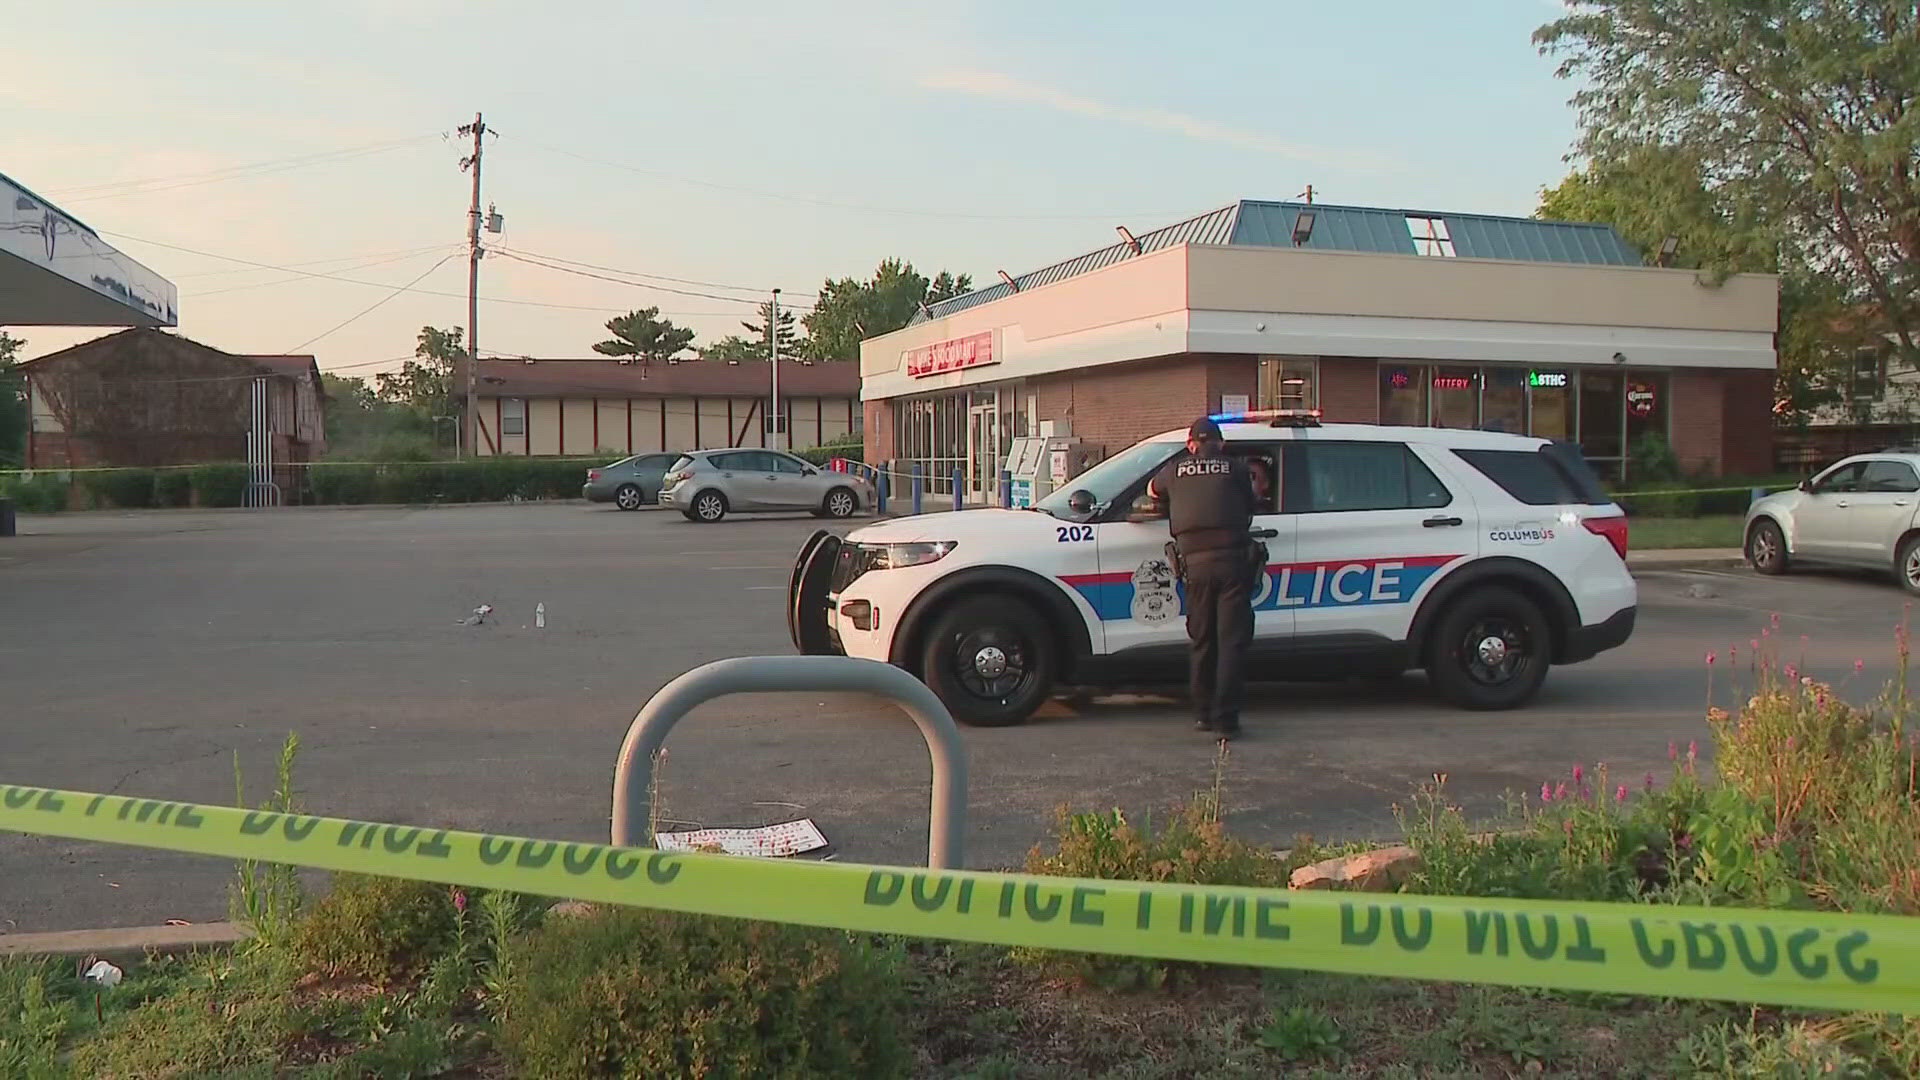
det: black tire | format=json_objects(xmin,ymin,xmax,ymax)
[
  {"xmin": 1747, "ymin": 518, "xmax": 1790, "ymax": 575},
  {"xmin": 1425, "ymin": 586, "xmax": 1551, "ymax": 711},
  {"xmin": 1897, "ymin": 535, "xmax": 1920, "ymax": 596},
  {"xmin": 920, "ymin": 596, "xmax": 1056, "ymax": 726},
  {"xmin": 614, "ymin": 484, "xmax": 645, "ymax": 511},
  {"xmin": 823, "ymin": 486, "xmax": 858, "ymax": 519},
  {"xmin": 690, "ymin": 489, "xmax": 728, "ymax": 523}
]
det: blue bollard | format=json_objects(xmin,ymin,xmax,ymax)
[
  {"xmin": 1000, "ymin": 470, "xmax": 1013, "ymax": 509},
  {"xmin": 953, "ymin": 469, "xmax": 964, "ymax": 512},
  {"xmin": 912, "ymin": 463, "xmax": 923, "ymax": 516}
]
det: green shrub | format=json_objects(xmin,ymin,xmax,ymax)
[
  {"xmin": 189, "ymin": 463, "xmax": 249, "ymax": 507},
  {"xmin": 0, "ymin": 474, "xmax": 67, "ymax": 513},
  {"xmin": 70, "ymin": 951, "xmax": 295, "ymax": 1078},
  {"xmin": 1618, "ymin": 481, "xmax": 1700, "ymax": 518},
  {"xmin": 82, "ymin": 468, "xmax": 156, "ymax": 509},
  {"xmin": 1627, "ymin": 433, "xmax": 1682, "ymax": 484},
  {"xmin": 152, "ymin": 469, "xmax": 193, "ymax": 507},
  {"xmin": 797, "ymin": 433, "xmax": 865, "ymax": 466},
  {"xmin": 1021, "ymin": 759, "xmax": 1290, "ymax": 988},
  {"xmin": 310, "ymin": 462, "xmax": 377, "ymax": 504},
  {"xmin": 500, "ymin": 908, "xmax": 907, "ymax": 1079},
  {"xmin": 288, "ymin": 873, "xmax": 460, "ymax": 982},
  {"xmin": 0, "ymin": 957, "xmax": 72, "ymax": 1079}
]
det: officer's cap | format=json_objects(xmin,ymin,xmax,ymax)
[{"xmin": 1187, "ymin": 416, "xmax": 1224, "ymax": 441}]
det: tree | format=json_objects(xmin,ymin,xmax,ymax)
[
  {"xmin": 699, "ymin": 335, "xmax": 762, "ymax": 362},
  {"xmin": 592, "ymin": 308, "xmax": 695, "ymax": 366},
  {"xmin": 802, "ymin": 260, "xmax": 974, "ymax": 362},
  {"xmin": 739, "ymin": 300, "xmax": 804, "ymax": 360},
  {"xmin": 1537, "ymin": 150, "xmax": 1852, "ymax": 428},
  {"xmin": 375, "ymin": 326, "xmax": 461, "ymax": 416},
  {"xmin": 323, "ymin": 372, "xmax": 434, "ymax": 455},
  {"xmin": 1536, "ymin": 0, "xmax": 1920, "ymax": 371},
  {"xmin": 0, "ymin": 330, "xmax": 25, "ymax": 466}
]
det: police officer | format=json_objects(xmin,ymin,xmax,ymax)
[{"xmin": 1149, "ymin": 417, "xmax": 1258, "ymax": 739}]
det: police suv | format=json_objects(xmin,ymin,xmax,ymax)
[{"xmin": 787, "ymin": 413, "xmax": 1636, "ymax": 726}]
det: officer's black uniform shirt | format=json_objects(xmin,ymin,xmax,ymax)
[{"xmin": 1153, "ymin": 450, "xmax": 1255, "ymax": 557}]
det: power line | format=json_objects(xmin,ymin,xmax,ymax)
[
  {"xmin": 285, "ymin": 253, "xmax": 462, "ymax": 353},
  {"xmin": 172, "ymin": 243, "xmax": 456, "ymax": 280},
  {"xmin": 500, "ymin": 248, "xmax": 815, "ymax": 299},
  {"xmin": 96, "ymin": 230, "xmax": 726, "ymax": 315},
  {"xmin": 523, "ymin": 139, "xmax": 1183, "ymax": 222},
  {"xmin": 496, "ymin": 250, "xmax": 815, "ymax": 311},
  {"xmin": 47, "ymin": 135, "xmax": 443, "ymax": 202},
  {"xmin": 185, "ymin": 247, "xmax": 462, "ymax": 298}
]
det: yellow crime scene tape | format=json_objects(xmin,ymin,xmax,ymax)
[{"xmin": 4, "ymin": 782, "xmax": 1917, "ymax": 1015}]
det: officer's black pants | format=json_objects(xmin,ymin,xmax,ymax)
[{"xmin": 1183, "ymin": 549, "xmax": 1254, "ymax": 731}]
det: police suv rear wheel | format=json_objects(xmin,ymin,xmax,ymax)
[
  {"xmin": 1425, "ymin": 587, "xmax": 1550, "ymax": 711},
  {"xmin": 921, "ymin": 596, "xmax": 1055, "ymax": 726}
]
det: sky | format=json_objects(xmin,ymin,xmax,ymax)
[{"xmin": 5, "ymin": 0, "xmax": 1584, "ymax": 376}]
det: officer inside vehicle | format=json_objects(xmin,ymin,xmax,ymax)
[{"xmin": 1147, "ymin": 417, "xmax": 1259, "ymax": 739}]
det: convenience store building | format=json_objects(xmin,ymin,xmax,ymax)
[{"xmin": 858, "ymin": 200, "xmax": 1778, "ymax": 497}]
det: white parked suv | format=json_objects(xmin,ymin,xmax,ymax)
[{"xmin": 788, "ymin": 414, "xmax": 1638, "ymax": 726}]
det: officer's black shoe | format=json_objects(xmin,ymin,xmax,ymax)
[{"xmin": 1215, "ymin": 722, "xmax": 1243, "ymax": 741}]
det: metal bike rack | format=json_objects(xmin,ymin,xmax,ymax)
[{"xmin": 611, "ymin": 655, "xmax": 970, "ymax": 868}]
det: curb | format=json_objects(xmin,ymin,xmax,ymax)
[{"xmin": 0, "ymin": 922, "xmax": 250, "ymax": 963}]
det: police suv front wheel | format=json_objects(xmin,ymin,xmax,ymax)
[
  {"xmin": 1425, "ymin": 587, "xmax": 1551, "ymax": 711},
  {"xmin": 921, "ymin": 596, "xmax": 1056, "ymax": 727}
]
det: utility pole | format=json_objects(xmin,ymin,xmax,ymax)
[
  {"xmin": 457, "ymin": 113, "xmax": 487, "ymax": 459},
  {"xmin": 770, "ymin": 287, "xmax": 782, "ymax": 451}
]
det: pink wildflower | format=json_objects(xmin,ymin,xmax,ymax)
[
  {"xmin": 1669, "ymin": 740, "xmax": 1679, "ymax": 761},
  {"xmin": 1771, "ymin": 612, "xmax": 1781, "ymax": 628},
  {"xmin": 1706, "ymin": 651, "xmax": 1717, "ymax": 666},
  {"xmin": 1688, "ymin": 740, "xmax": 1699, "ymax": 760},
  {"xmin": 1572, "ymin": 764, "xmax": 1585, "ymax": 784},
  {"xmin": 1555, "ymin": 781, "xmax": 1569, "ymax": 801},
  {"xmin": 1541, "ymin": 782, "xmax": 1554, "ymax": 803},
  {"xmin": 1751, "ymin": 639, "xmax": 1760, "ymax": 651},
  {"xmin": 1644, "ymin": 772, "xmax": 1656, "ymax": 793},
  {"xmin": 452, "ymin": 889, "xmax": 468, "ymax": 914},
  {"xmin": 1615, "ymin": 784, "xmax": 1629, "ymax": 803},
  {"xmin": 1855, "ymin": 659, "xmax": 1866, "ymax": 675},
  {"xmin": 1785, "ymin": 663, "xmax": 1798, "ymax": 680},
  {"xmin": 1677, "ymin": 833, "xmax": 1694, "ymax": 851}
]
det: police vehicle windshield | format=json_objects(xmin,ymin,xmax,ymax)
[{"xmin": 1034, "ymin": 440, "xmax": 1182, "ymax": 520}]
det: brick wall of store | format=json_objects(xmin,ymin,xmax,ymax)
[
  {"xmin": 1669, "ymin": 371, "xmax": 1727, "ymax": 476},
  {"xmin": 1029, "ymin": 354, "xmax": 1215, "ymax": 455},
  {"xmin": 1319, "ymin": 357, "xmax": 1379, "ymax": 423},
  {"xmin": 1720, "ymin": 369, "xmax": 1775, "ymax": 476},
  {"xmin": 861, "ymin": 399, "xmax": 893, "ymax": 464}
]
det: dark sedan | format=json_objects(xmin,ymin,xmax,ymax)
[{"xmin": 583, "ymin": 453, "xmax": 682, "ymax": 510}]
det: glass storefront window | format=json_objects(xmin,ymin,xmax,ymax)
[
  {"xmin": 1430, "ymin": 367, "xmax": 1479, "ymax": 429},
  {"xmin": 1482, "ymin": 368, "xmax": 1527, "ymax": 435},
  {"xmin": 1579, "ymin": 371, "xmax": 1625, "ymax": 460},
  {"xmin": 1379, "ymin": 365, "xmax": 1427, "ymax": 426},
  {"xmin": 1624, "ymin": 372, "xmax": 1668, "ymax": 453},
  {"xmin": 1258, "ymin": 357, "xmax": 1318, "ymax": 411},
  {"xmin": 1526, "ymin": 370, "xmax": 1572, "ymax": 440}
]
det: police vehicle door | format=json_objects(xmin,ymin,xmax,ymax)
[
  {"xmin": 1094, "ymin": 445, "xmax": 1297, "ymax": 657},
  {"xmin": 1284, "ymin": 440, "xmax": 1476, "ymax": 648}
]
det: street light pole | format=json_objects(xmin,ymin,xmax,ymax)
[{"xmin": 770, "ymin": 287, "xmax": 781, "ymax": 451}]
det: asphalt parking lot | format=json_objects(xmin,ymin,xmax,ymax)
[{"xmin": 2, "ymin": 504, "xmax": 1913, "ymax": 934}]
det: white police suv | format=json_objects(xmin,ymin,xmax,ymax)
[{"xmin": 788, "ymin": 413, "xmax": 1636, "ymax": 726}]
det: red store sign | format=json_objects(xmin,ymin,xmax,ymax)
[{"xmin": 905, "ymin": 331, "xmax": 997, "ymax": 378}]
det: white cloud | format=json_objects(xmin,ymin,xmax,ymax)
[{"xmin": 919, "ymin": 67, "xmax": 1399, "ymax": 174}]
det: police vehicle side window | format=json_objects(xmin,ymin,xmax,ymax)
[
  {"xmin": 1283, "ymin": 442, "xmax": 1451, "ymax": 513},
  {"xmin": 1453, "ymin": 448, "xmax": 1597, "ymax": 506}
]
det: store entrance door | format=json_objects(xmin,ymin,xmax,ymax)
[{"xmin": 967, "ymin": 401, "xmax": 999, "ymax": 506}]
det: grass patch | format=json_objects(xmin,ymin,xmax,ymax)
[{"xmin": 1630, "ymin": 514, "xmax": 1744, "ymax": 550}]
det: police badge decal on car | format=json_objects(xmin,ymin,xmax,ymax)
[{"xmin": 1130, "ymin": 558, "xmax": 1180, "ymax": 623}]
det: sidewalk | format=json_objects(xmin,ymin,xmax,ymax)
[{"xmin": 1626, "ymin": 548, "xmax": 1744, "ymax": 569}]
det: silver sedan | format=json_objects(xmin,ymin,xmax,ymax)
[
  {"xmin": 659, "ymin": 448, "xmax": 873, "ymax": 523},
  {"xmin": 1746, "ymin": 452, "xmax": 1920, "ymax": 593}
]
